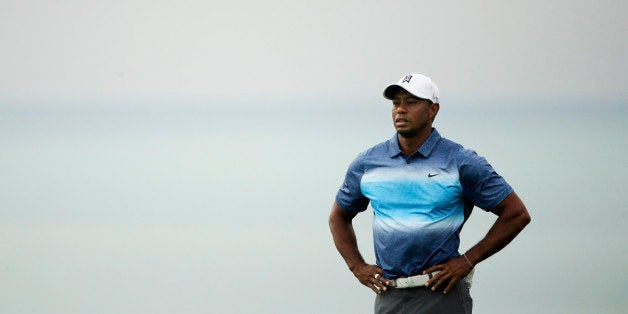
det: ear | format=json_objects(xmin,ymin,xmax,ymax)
[{"xmin": 429, "ymin": 103, "xmax": 440, "ymax": 119}]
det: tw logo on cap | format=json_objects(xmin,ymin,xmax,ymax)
[{"xmin": 402, "ymin": 75, "xmax": 413, "ymax": 83}]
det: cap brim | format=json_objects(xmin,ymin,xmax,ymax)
[
  {"xmin": 383, "ymin": 84, "xmax": 432, "ymax": 102},
  {"xmin": 383, "ymin": 85, "xmax": 406, "ymax": 100}
]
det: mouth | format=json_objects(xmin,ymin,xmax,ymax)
[{"xmin": 394, "ymin": 117, "xmax": 409, "ymax": 127}]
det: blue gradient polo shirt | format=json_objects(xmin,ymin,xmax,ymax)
[{"xmin": 336, "ymin": 129, "xmax": 513, "ymax": 279}]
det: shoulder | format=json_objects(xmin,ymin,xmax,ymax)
[
  {"xmin": 433, "ymin": 136, "xmax": 470, "ymax": 160},
  {"xmin": 346, "ymin": 138, "xmax": 391, "ymax": 170},
  {"xmin": 431, "ymin": 136, "xmax": 490, "ymax": 174},
  {"xmin": 356, "ymin": 138, "xmax": 391, "ymax": 160},
  {"xmin": 437, "ymin": 136, "xmax": 478, "ymax": 159},
  {"xmin": 364, "ymin": 138, "xmax": 391, "ymax": 155}
]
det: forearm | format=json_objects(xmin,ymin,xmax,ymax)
[
  {"xmin": 328, "ymin": 202, "xmax": 366, "ymax": 271},
  {"xmin": 465, "ymin": 192, "xmax": 531, "ymax": 266}
]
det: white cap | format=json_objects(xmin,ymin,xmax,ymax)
[{"xmin": 383, "ymin": 73, "xmax": 440, "ymax": 103}]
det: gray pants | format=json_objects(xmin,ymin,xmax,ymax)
[{"xmin": 374, "ymin": 281, "xmax": 472, "ymax": 314}]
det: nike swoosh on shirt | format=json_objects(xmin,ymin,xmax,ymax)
[{"xmin": 427, "ymin": 173, "xmax": 440, "ymax": 177}]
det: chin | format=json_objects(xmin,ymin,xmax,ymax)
[{"xmin": 397, "ymin": 129, "xmax": 419, "ymax": 138}]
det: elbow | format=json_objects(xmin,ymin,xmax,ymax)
[
  {"xmin": 521, "ymin": 211, "xmax": 531, "ymax": 227},
  {"xmin": 498, "ymin": 192, "xmax": 531, "ymax": 229},
  {"xmin": 328, "ymin": 213, "xmax": 337, "ymax": 229},
  {"xmin": 517, "ymin": 206, "xmax": 531, "ymax": 228},
  {"xmin": 328, "ymin": 206, "xmax": 344, "ymax": 230},
  {"xmin": 502, "ymin": 202, "xmax": 531, "ymax": 231},
  {"xmin": 329, "ymin": 210, "xmax": 349, "ymax": 229}
]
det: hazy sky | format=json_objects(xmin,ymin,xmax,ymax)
[
  {"xmin": 1, "ymin": 0, "xmax": 626, "ymax": 103},
  {"xmin": 1, "ymin": 1, "xmax": 627, "ymax": 314}
]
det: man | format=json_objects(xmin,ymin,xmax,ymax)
[{"xmin": 328, "ymin": 73, "xmax": 531, "ymax": 313}]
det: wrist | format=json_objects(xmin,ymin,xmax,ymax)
[
  {"xmin": 348, "ymin": 261, "xmax": 367, "ymax": 272},
  {"xmin": 462, "ymin": 253, "xmax": 474, "ymax": 268},
  {"xmin": 463, "ymin": 251, "xmax": 480, "ymax": 267}
]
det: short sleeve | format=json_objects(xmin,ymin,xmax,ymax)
[
  {"xmin": 335, "ymin": 155, "xmax": 370, "ymax": 214},
  {"xmin": 458, "ymin": 149, "xmax": 513, "ymax": 212}
]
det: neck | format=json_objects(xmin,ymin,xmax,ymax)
[{"xmin": 398, "ymin": 128, "xmax": 433, "ymax": 156}]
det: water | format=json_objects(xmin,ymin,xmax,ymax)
[{"xmin": 0, "ymin": 98, "xmax": 626, "ymax": 313}]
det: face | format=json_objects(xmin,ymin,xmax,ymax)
[{"xmin": 391, "ymin": 89, "xmax": 439, "ymax": 138}]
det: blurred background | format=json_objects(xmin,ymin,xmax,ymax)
[{"xmin": 1, "ymin": 1, "xmax": 626, "ymax": 313}]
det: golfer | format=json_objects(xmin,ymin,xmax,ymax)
[{"xmin": 329, "ymin": 73, "xmax": 531, "ymax": 313}]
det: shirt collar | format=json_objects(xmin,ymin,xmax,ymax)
[{"xmin": 388, "ymin": 128, "xmax": 442, "ymax": 158}]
